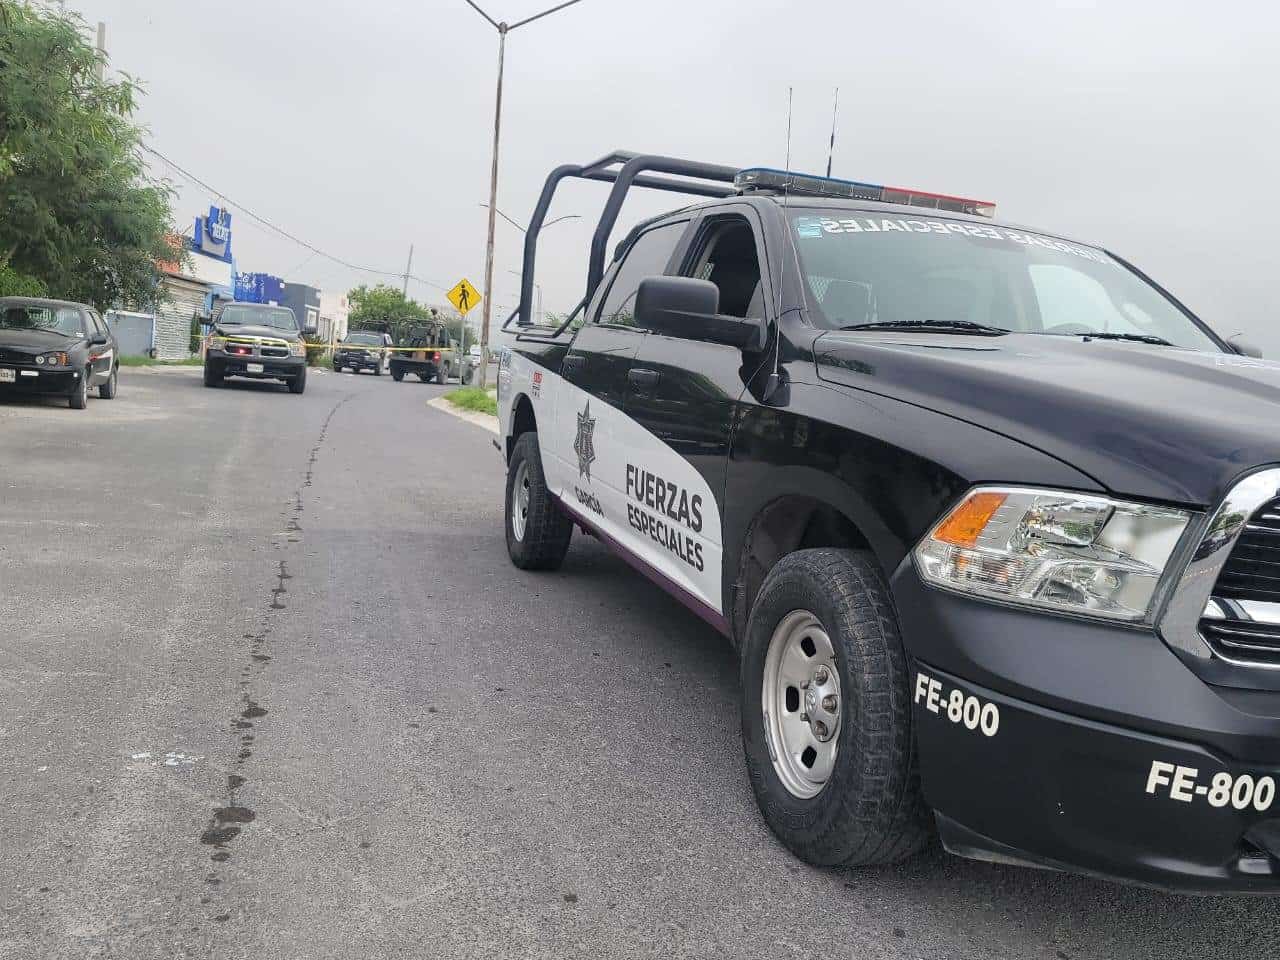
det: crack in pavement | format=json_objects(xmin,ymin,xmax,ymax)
[{"xmin": 197, "ymin": 393, "xmax": 354, "ymax": 922}]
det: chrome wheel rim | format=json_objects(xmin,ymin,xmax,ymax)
[
  {"xmin": 762, "ymin": 610, "xmax": 842, "ymax": 799},
  {"xmin": 510, "ymin": 460, "xmax": 530, "ymax": 542}
]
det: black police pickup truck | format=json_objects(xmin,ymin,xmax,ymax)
[
  {"xmin": 497, "ymin": 151, "xmax": 1280, "ymax": 892},
  {"xmin": 204, "ymin": 302, "xmax": 310, "ymax": 393},
  {"xmin": 0, "ymin": 297, "xmax": 119, "ymax": 409}
]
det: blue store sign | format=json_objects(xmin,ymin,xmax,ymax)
[
  {"xmin": 234, "ymin": 272, "xmax": 284, "ymax": 304},
  {"xmin": 194, "ymin": 206, "xmax": 233, "ymax": 262}
]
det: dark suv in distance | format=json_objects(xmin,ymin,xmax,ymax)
[
  {"xmin": 0, "ymin": 297, "xmax": 119, "ymax": 409},
  {"xmin": 203, "ymin": 302, "xmax": 311, "ymax": 394},
  {"xmin": 333, "ymin": 330, "xmax": 392, "ymax": 375}
]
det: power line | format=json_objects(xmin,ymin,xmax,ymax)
[{"xmin": 141, "ymin": 143, "xmax": 448, "ymax": 292}]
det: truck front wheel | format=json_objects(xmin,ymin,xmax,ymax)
[
  {"xmin": 740, "ymin": 548, "xmax": 930, "ymax": 867},
  {"xmin": 505, "ymin": 432, "xmax": 572, "ymax": 570},
  {"xmin": 391, "ymin": 365, "xmax": 404, "ymax": 382}
]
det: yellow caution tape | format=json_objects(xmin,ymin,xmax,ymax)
[{"xmin": 206, "ymin": 337, "xmax": 458, "ymax": 354}]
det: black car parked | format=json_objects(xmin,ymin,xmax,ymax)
[
  {"xmin": 204, "ymin": 302, "xmax": 311, "ymax": 393},
  {"xmin": 333, "ymin": 330, "xmax": 392, "ymax": 375},
  {"xmin": 0, "ymin": 297, "xmax": 118, "ymax": 409},
  {"xmin": 498, "ymin": 151, "xmax": 1280, "ymax": 893}
]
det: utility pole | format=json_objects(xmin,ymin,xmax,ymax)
[
  {"xmin": 463, "ymin": 0, "xmax": 586, "ymax": 389},
  {"xmin": 401, "ymin": 243, "xmax": 414, "ymax": 298},
  {"xmin": 478, "ymin": 25, "xmax": 505, "ymax": 389}
]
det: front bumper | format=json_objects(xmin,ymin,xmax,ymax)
[
  {"xmin": 336, "ymin": 352, "xmax": 380, "ymax": 368},
  {"xmin": 0, "ymin": 366, "xmax": 81, "ymax": 395},
  {"xmin": 207, "ymin": 351, "xmax": 305, "ymax": 379},
  {"xmin": 894, "ymin": 562, "xmax": 1280, "ymax": 892}
]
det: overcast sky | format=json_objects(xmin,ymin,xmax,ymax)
[{"xmin": 66, "ymin": 0, "xmax": 1278, "ymax": 350}]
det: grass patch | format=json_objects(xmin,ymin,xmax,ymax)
[
  {"xmin": 443, "ymin": 386, "xmax": 498, "ymax": 416},
  {"xmin": 119, "ymin": 355, "xmax": 203, "ymax": 367}
]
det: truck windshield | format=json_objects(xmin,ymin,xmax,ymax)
[
  {"xmin": 790, "ymin": 211, "xmax": 1222, "ymax": 352},
  {"xmin": 218, "ymin": 304, "xmax": 298, "ymax": 330},
  {"xmin": 0, "ymin": 304, "xmax": 83, "ymax": 336},
  {"xmin": 344, "ymin": 333, "xmax": 382, "ymax": 346}
]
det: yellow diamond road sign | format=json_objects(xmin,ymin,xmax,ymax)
[{"xmin": 447, "ymin": 278, "xmax": 481, "ymax": 316}]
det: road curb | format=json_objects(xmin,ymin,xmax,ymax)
[
  {"xmin": 427, "ymin": 396, "xmax": 499, "ymax": 435},
  {"xmin": 125, "ymin": 364, "xmax": 202, "ymax": 374}
]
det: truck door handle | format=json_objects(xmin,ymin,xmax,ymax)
[
  {"xmin": 628, "ymin": 368, "xmax": 660, "ymax": 388},
  {"xmin": 562, "ymin": 354, "xmax": 586, "ymax": 371}
]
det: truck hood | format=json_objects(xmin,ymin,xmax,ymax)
[
  {"xmin": 215, "ymin": 324, "xmax": 299, "ymax": 341},
  {"xmin": 0, "ymin": 328, "xmax": 82, "ymax": 352},
  {"xmin": 814, "ymin": 331, "xmax": 1280, "ymax": 507}
]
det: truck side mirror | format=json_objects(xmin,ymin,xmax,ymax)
[
  {"xmin": 1229, "ymin": 335, "xmax": 1263, "ymax": 359},
  {"xmin": 634, "ymin": 276, "xmax": 765, "ymax": 351}
]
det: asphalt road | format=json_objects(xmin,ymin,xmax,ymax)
[{"xmin": 1, "ymin": 366, "xmax": 1278, "ymax": 960}]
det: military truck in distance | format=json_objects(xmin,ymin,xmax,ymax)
[{"xmin": 389, "ymin": 320, "xmax": 459, "ymax": 384}]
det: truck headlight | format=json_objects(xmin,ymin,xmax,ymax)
[
  {"xmin": 914, "ymin": 487, "xmax": 1191, "ymax": 621},
  {"xmin": 290, "ymin": 340, "xmax": 306, "ymax": 357}
]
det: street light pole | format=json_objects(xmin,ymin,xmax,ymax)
[
  {"xmin": 478, "ymin": 24, "xmax": 505, "ymax": 389},
  {"xmin": 463, "ymin": 0, "xmax": 586, "ymax": 389}
]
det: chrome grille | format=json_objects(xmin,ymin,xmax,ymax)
[
  {"xmin": 1213, "ymin": 498, "xmax": 1280, "ymax": 603},
  {"xmin": 1201, "ymin": 616, "xmax": 1280, "ymax": 657},
  {"xmin": 1200, "ymin": 495, "xmax": 1280, "ymax": 664}
]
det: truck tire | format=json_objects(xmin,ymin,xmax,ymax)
[
  {"xmin": 391, "ymin": 365, "xmax": 404, "ymax": 382},
  {"xmin": 99, "ymin": 364, "xmax": 118, "ymax": 399},
  {"xmin": 289, "ymin": 367, "xmax": 307, "ymax": 395},
  {"xmin": 203, "ymin": 363, "xmax": 223, "ymax": 388},
  {"xmin": 740, "ymin": 548, "xmax": 930, "ymax": 867},
  {"xmin": 505, "ymin": 432, "xmax": 572, "ymax": 571},
  {"xmin": 69, "ymin": 369, "xmax": 89, "ymax": 409}
]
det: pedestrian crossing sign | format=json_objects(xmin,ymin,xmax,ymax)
[{"xmin": 447, "ymin": 278, "xmax": 481, "ymax": 316}]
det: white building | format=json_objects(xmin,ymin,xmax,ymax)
[{"xmin": 318, "ymin": 290, "xmax": 349, "ymax": 344}]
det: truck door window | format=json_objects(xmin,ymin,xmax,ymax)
[
  {"xmin": 595, "ymin": 220, "xmax": 688, "ymax": 327},
  {"xmin": 685, "ymin": 217, "xmax": 764, "ymax": 319}
]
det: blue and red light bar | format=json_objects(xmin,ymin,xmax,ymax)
[{"xmin": 734, "ymin": 168, "xmax": 996, "ymax": 218}]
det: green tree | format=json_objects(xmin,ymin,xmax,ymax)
[
  {"xmin": 0, "ymin": 2, "xmax": 175, "ymax": 308},
  {"xmin": 0, "ymin": 263, "xmax": 47, "ymax": 298},
  {"xmin": 346, "ymin": 284, "xmax": 471, "ymax": 345},
  {"xmin": 347, "ymin": 283, "xmax": 426, "ymax": 327}
]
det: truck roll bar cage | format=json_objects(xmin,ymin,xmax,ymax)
[{"xmin": 507, "ymin": 151, "xmax": 741, "ymax": 338}]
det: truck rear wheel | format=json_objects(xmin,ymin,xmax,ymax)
[
  {"xmin": 505, "ymin": 432, "xmax": 572, "ymax": 571},
  {"xmin": 391, "ymin": 365, "xmax": 404, "ymax": 382},
  {"xmin": 740, "ymin": 548, "xmax": 930, "ymax": 867}
]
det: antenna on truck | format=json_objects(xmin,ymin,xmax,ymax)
[{"xmin": 825, "ymin": 87, "xmax": 839, "ymax": 178}]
